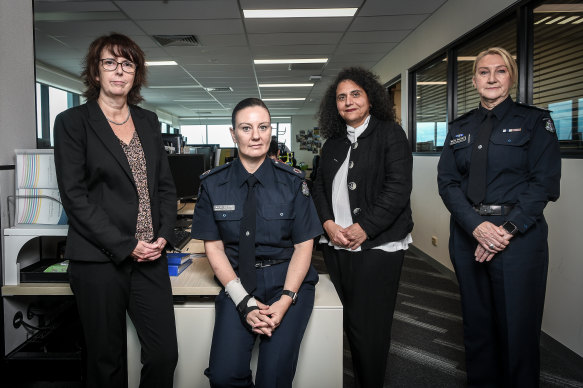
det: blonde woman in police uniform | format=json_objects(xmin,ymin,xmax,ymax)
[{"xmin": 438, "ymin": 47, "xmax": 561, "ymax": 387}]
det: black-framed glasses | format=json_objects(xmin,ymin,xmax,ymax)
[{"xmin": 99, "ymin": 58, "xmax": 137, "ymax": 74}]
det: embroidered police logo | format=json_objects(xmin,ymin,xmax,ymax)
[
  {"xmin": 543, "ymin": 118, "xmax": 556, "ymax": 133},
  {"xmin": 302, "ymin": 181, "xmax": 310, "ymax": 197}
]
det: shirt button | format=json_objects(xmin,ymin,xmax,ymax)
[
  {"xmin": 349, "ymin": 161, "xmax": 354, "ymax": 169},
  {"xmin": 348, "ymin": 182, "xmax": 356, "ymax": 190},
  {"xmin": 352, "ymin": 142, "xmax": 358, "ymax": 150},
  {"xmin": 222, "ymin": 214, "xmax": 226, "ymax": 217},
  {"xmin": 353, "ymin": 207, "xmax": 361, "ymax": 215},
  {"xmin": 245, "ymin": 231, "xmax": 250, "ymax": 237},
  {"xmin": 478, "ymin": 145, "xmax": 483, "ymax": 150},
  {"xmin": 280, "ymin": 212, "xmax": 284, "ymax": 216}
]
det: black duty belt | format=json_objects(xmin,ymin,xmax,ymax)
[
  {"xmin": 473, "ymin": 204, "xmax": 514, "ymax": 216},
  {"xmin": 255, "ymin": 259, "xmax": 287, "ymax": 268}
]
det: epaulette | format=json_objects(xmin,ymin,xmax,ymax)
[
  {"xmin": 272, "ymin": 160, "xmax": 305, "ymax": 178},
  {"xmin": 449, "ymin": 108, "xmax": 477, "ymax": 124},
  {"xmin": 515, "ymin": 102, "xmax": 551, "ymax": 113},
  {"xmin": 199, "ymin": 161, "xmax": 232, "ymax": 180}
]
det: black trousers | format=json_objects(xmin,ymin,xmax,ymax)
[
  {"xmin": 450, "ymin": 217, "xmax": 548, "ymax": 388},
  {"xmin": 322, "ymin": 245, "xmax": 404, "ymax": 388},
  {"xmin": 205, "ymin": 262, "xmax": 317, "ymax": 388},
  {"xmin": 68, "ymin": 257, "xmax": 178, "ymax": 388}
]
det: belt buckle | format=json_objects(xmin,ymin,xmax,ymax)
[{"xmin": 255, "ymin": 260, "xmax": 270, "ymax": 268}]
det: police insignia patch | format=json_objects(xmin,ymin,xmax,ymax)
[
  {"xmin": 302, "ymin": 181, "xmax": 310, "ymax": 197},
  {"xmin": 543, "ymin": 118, "xmax": 556, "ymax": 133}
]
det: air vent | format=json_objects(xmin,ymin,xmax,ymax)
[
  {"xmin": 152, "ymin": 35, "xmax": 200, "ymax": 47},
  {"xmin": 197, "ymin": 111, "xmax": 212, "ymax": 115},
  {"xmin": 205, "ymin": 87, "xmax": 233, "ymax": 92}
]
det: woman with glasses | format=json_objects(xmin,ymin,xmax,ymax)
[{"xmin": 54, "ymin": 33, "xmax": 178, "ymax": 388}]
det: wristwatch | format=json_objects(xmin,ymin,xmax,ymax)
[
  {"xmin": 502, "ymin": 221, "xmax": 518, "ymax": 235},
  {"xmin": 282, "ymin": 290, "xmax": 298, "ymax": 304}
]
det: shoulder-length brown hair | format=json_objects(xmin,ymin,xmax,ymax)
[
  {"xmin": 317, "ymin": 67, "xmax": 394, "ymax": 139},
  {"xmin": 81, "ymin": 33, "xmax": 147, "ymax": 104}
]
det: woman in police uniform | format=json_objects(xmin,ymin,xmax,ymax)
[
  {"xmin": 191, "ymin": 98, "xmax": 322, "ymax": 388},
  {"xmin": 437, "ymin": 47, "xmax": 561, "ymax": 387}
]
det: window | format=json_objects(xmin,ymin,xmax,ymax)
[
  {"xmin": 413, "ymin": 55, "xmax": 448, "ymax": 152},
  {"xmin": 533, "ymin": 0, "xmax": 583, "ymax": 152},
  {"xmin": 207, "ymin": 125, "xmax": 235, "ymax": 147},
  {"xmin": 456, "ymin": 17, "xmax": 517, "ymax": 116},
  {"xmin": 181, "ymin": 125, "xmax": 207, "ymax": 144},
  {"xmin": 35, "ymin": 83, "xmax": 81, "ymax": 148},
  {"xmin": 273, "ymin": 122, "xmax": 292, "ymax": 150}
]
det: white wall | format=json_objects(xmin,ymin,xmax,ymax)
[
  {"xmin": 291, "ymin": 115, "xmax": 319, "ymax": 168},
  {"xmin": 372, "ymin": 0, "xmax": 583, "ymax": 356},
  {"xmin": 0, "ymin": 0, "xmax": 37, "ymax": 230}
]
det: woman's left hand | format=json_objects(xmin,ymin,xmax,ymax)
[
  {"xmin": 342, "ymin": 223, "xmax": 367, "ymax": 250},
  {"xmin": 132, "ymin": 237, "xmax": 166, "ymax": 262},
  {"xmin": 257, "ymin": 297, "xmax": 292, "ymax": 333}
]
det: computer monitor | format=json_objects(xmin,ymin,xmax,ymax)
[
  {"xmin": 161, "ymin": 133, "xmax": 183, "ymax": 154},
  {"xmin": 167, "ymin": 154, "xmax": 205, "ymax": 201},
  {"xmin": 187, "ymin": 144, "xmax": 219, "ymax": 170},
  {"xmin": 215, "ymin": 147, "xmax": 239, "ymax": 166}
]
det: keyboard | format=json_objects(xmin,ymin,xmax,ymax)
[{"xmin": 172, "ymin": 228, "xmax": 192, "ymax": 251}]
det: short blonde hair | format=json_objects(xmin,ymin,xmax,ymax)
[{"xmin": 473, "ymin": 47, "xmax": 518, "ymax": 86}]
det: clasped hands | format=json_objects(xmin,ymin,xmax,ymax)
[
  {"xmin": 472, "ymin": 221, "xmax": 514, "ymax": 262},
  {"xmin": 323, "ymin": 220, "xmax": 367, "ymax": 250},
  {"xmin": 131, "ymin": 237, "xmax": 167, "ymax": 262},
  {"xmin": 246, "ymin": 297, "xmax": 293, "ymax": 337}
]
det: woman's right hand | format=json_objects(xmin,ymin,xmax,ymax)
[
  {"xmin": 247, "ymin": 300, "xmax": 276, "ymax": 336},
  {"xmin": 472, "ymin": 221, "xmax": 509, "ymax": 253},
  {"xmin": 131, "ymin": 240, "xmax": 163, "ymax": 262},
  {"xmin": 323, "ymin": 220, "xmax": 350, "ymax": 248}
]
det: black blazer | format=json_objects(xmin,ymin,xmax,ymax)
[
  {"xmin": 54, "ymin": 100, "xmax": 176, "ymax": 264},
  {"xmin": 312, "ymin": 116, "xmax": 413, "ymax": 249}
]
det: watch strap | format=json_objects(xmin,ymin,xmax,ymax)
[{"xmin": 282, "ymin": 289, "xmax": 298, "ymax": 304}]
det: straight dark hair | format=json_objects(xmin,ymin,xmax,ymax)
[
  {"xmin": 231, "ymin": 98, "xmax": 271, "ymax": 128},
  {"xmin": 81, "ymin": 33, "xmax": 147, "ymax": 104}
]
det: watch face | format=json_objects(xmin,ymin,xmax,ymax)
[{"xmin": 503, "ymin": 222, "xmax": 517, "ymax": 234}]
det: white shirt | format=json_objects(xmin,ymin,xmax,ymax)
[{"xmin": 319, "ymin": 116, "xmax": 412, "ymax": 252}]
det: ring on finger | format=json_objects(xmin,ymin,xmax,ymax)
[{"xmin": 488, "ymin": 243, "xmax": 495, "ymax": 249}]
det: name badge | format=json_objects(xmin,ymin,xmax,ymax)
[
  {"xmin": 213, "ymin": 205, "xmax": 235, "ymax": 211},
  {"xmin": 503, "ymin": 128, "xmax": 522, "ymax": 133},
  {"xmin": 449, "ymin": 135, "xmax": 467, "ymax": 145}
]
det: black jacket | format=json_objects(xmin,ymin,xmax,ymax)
[
  {"xmin": 54, "ymin": 100, "xmax": 176, "ymax": 264},
  {"xmin": 313, "ymin": 116, "xmax": 413, "ymax": 249}
]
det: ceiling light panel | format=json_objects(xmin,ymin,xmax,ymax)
[
  {"xmin": 243, "ymin": 8, "xmax": 357, "ymax": 18},
  {"xmin": 259, "ymin": 83, "xmax": 313, "ymax": 87},
  {"xmin": 254, "ymin": 58, "xmax": 328, "ymax": 64}
]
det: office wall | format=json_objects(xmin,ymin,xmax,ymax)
[
  {"xmin": 291, "ymin": 115, "xmax": 319, "ymax": 168},
  {"xmin": 372, "ymin": 0, "xmax": 583, "ymax": 356},
  {"xmin": 0, "ymin": 0, "xmax": 37, "ymax": 233}
]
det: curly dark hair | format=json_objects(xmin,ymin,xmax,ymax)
[
  {"xmin": 317, "ymin": 67, "xmax": 394, "ymax": 139},
  {"xmin": 81, "ymin": 33, "xmax": 146, "ymax": 104}
]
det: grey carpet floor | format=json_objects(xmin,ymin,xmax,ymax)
[{"xmin": 312, "ymin": 247, "xmax": 583, "ymax": 388}]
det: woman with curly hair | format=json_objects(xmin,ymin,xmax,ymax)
[{"xmin": 313, "ymin": 67, "xmax": 413, "ymax": 388}]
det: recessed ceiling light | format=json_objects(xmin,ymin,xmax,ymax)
[
  {"xmin": 259, "ymin": 83, "xmax": 314, "ymax": 88},
  {"xmin": 243, "ymin": 8, "xmax": 357, "ymax": 18},
  {"xmin": 148, "ymin": 85, "xmax": 202, "ymax": 89},
  {"xmin": 263, "ymin": 98, "xmax": 306, "ymax": 101},
  {"xmin": 254, "ymin": 58, "xmax": 328, "ymax": 65},
  {"xmin": 417, "ymin": 81, "xmax": 447, "ymax": 85},
  {"xmin": 145, "ymin": 61, "xmax": 178, "ymax": 66}
]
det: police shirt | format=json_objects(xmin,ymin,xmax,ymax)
[
  {"xmin": 437, "ymin": 96, "xmax": 561, "ymax": 235},
  {"xmin": 191, "ymin": 157, "xmax": 323, "ymax": 269}
]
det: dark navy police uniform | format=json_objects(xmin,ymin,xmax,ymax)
[
  {"xmin": 438, "ymin": 96, "xmax": 560, "ymax": 387},
  {"xmin": 191, "ymin": 157, "xmax": 322, "ymax": 388}
]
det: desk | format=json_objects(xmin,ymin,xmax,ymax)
[{"xmin": 2, "ymin": 236, "xmax": 343, "ymax": 387}]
